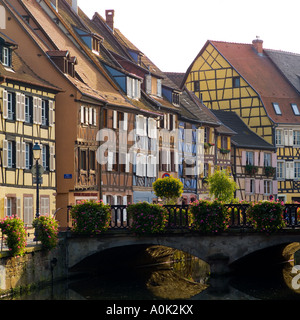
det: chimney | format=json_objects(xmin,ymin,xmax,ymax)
[
  {"xmin": 105, "ymin": 10, "xmax": 115, "ymax": 32},
  {"xmin": 252, "ymin": 36, "xmax": 263, "ymax": 56},
  {"xmin": 72, "ymin": 0, "xmax": 78, "ymax": 14}
]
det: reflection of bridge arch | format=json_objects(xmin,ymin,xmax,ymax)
[{"xmin": 63, "ymin": 232, "xmax": 300, "ymax": 275}]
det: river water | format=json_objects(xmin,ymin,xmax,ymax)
[{"xmin": 2, "ymin": 248, "xmax": 300, "ymax": 300}]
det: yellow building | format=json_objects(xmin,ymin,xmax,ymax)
[
  {"xmin": 183, "ymin": 39, "xmax": 300, "ymax": 202},
  {"xmin": 0, "ymin": 32, "xmax": 59, "ymax": 225}
]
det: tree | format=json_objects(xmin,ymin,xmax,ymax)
[
  {"xmin": 208, "ymin": 169, "xmax": 237, "ymax": 203},
  {"xmin": 152, "ymin": 175, "xmax": 183, "ymax": 204}
]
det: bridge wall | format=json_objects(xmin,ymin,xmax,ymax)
[{"xmin": 64, "ymin": 232, "xmax": 300, "ymax": 275}]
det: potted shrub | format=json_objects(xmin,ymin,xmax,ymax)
[
  {"xmin": 127, "ymin": 202, "xmax": 168, "ymax": 235},
  {"xmin": 246, "ymin": 201, "xmax": 286, "ymax": 233},
  {"xmin": 190, "ymin": 200, "xmax": 230, "ymax": 233},
  {"xmin": 152, "ymin": 175, "xmax": 183, "ymax": 204},
  {"xmin": 70, "ymin": 200, "xmax": 111, "ymax": 235}
]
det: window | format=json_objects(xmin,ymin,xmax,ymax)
[
  {"xmin": 272, "ymin": 102, "xmax": 282, "ymax": 115},
  {"xmin": 204, "ymin": 127, "xmax": 209, "ymax": 143},
  {"xmin": 25, "ymin": 96, "xmax": 32, "ymax": 124},
  {"xmin": 264, "ymin": 153, "xmax": 271, "ymax": 167},
  {"xmin": 246, "ymin": 151, "xmax": 254, "ymax": 165},
  {"xmin": 294, "ymin": 130, "xmax": 300, "ymax": 146},
  {"xmin": 41, "ymin": 99, "xmax": 48, "ymax": 126},
  {"xmin": 25, "ymin": 143, "xmax": 32, "ymax": 170},
  {"xmin": 7, "ymin": 141, "xmax": 15, "ymax": 168},
  {"xmin": 295, "ymin": 162, "xmax": 300, "ymax": 180},
  {"xmin": 250, "ymin": 179, "xmax": 255, "ymax": 194},
  {"xmin": 127, "ymin": 77, "xmax": 141, "ymax": 99},
  {"xmin": 42, "ymin": 145, "xmax": 49, "ymax": 170},
  {"xmin": 291, "ymin": 104, "xmax": 300, "ymax": 115},
  {"xmin": 23, "ymin": 196, "xmax": 33, "ymax": 225},
  {"xmin": 172, "ymin": 92, "xmax": 180, "ymax": 106},
  {"xmin": 7, "ymin": 91, "xmax": 14, "ymax": 120},
  {"xmin": 157, "ymin": 79, "xmax": 162, "ymax": 97},
  {"xmin": 277, "ymin": 161, "xmax": 285, "ymax": 180},
  {"xmin": 40, "ymin": 196, "xmax": 50, "ymax": 216},
  {"xmin": 264, "ymin": 180, "xmax": 272, "ymax": 195},
  {"xmin": 80, "ymin": 149, "xmax": 87, "ymax": 170},
  {"xmin": 92, "ymin": 37, "xmax": 100, "ymax": 53},
  {"xmin": 232, "ymin": 77, "xmax": 240, "ymax": 88},
  {"xmin": 6, "ymin": 197, "xmax": 13, "ymax": 216},
  {"xmin": 89, "ymin": 150, "xmax": 96, "ymax": 171},
  {"xmin": 2, "ymin": 47, "xmax": 10, "ymax": 66},
  {"xmin": 275, "ymin": 129, "xmax": 283, "ymax": 146},
  {"xmin": 194, "ymin": 81, "xmax": 200, "ymax": 92}
]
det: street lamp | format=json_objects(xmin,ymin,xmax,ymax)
[{"xmin": 33, "ymin": 142, "xmax": 41, "ymax": 218}]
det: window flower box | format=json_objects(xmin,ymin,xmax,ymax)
[{"xmin": 245, "ymin": 164, "xmax": 258, "ymax": 176}]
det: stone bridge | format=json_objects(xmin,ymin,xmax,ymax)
[{"xmin": 62, "ymin": 230, "xmax": 300, "ymax": 275}]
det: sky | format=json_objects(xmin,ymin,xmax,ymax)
[{"xmin": 78, "ymin": 0, "xmax": 300, "ymax": 73}]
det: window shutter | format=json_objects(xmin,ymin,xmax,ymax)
[
  {"xmin": 254, "ymin": 152, "xmax": 259, "ymax": 166},
  {"xmin": 241, "ymin": 151, "xmax": 246, "ymax": 166},
  {"xmin": 33, "ymin": 97, "xmax": 37, "ymax": 124},
  {"xmin": 93, "ymin": 108, "xmax": 97, "ymax": 126},
  {"xmin": 123, "ymin": 112, "xmax": 128, "ymax": 131},
  {"xmin": 289, "ymin": 130, "xmax": 293, "ymax": 146},
  {"xmin": 16, "ymin": 92, "xmax": 21, "ymax": 121},
  {"xmin": 2, "ymin": 139, "xmax": 8, "ymax": 167},
  {"xmin": 260, "ymin": 152, "xmax": 264, "ymax": 167},
  {"xmin": 85, "ymin": 107, "xmax": 89, "ymax": 125},
  {"xmin": 17, "ymin": 197, "xmax": 21, "ymax": 217},
  {"xmin": 245, "ymin": 178, "xmax": 250, "ymax": 194},
  {"xmin": 37, "ymin": 98, "xmax": 42, "ymax": 125},
  {"xmin": 145, "ymin": 74, "xmax": 151, "ymax": 94},
  {"xmin": 21, "ymin": 142, "xmax": 26, "ymax": 169},
  {"xmin": 260, "ymin": 180, "xmax": 264, "ymax": 194},
  {"xmin": 147, "ymin": 155, "xmax": 153, "ymax": 177},
  {"xmin": 4, "ymin": 197, "xmax": 7, "ymax": 216},
  {"xmin": 16, "ymin": 141, "xmax": 20, "ymax": 169},
  {"xmin": 157, "ymin": 79, "xmax": 162, "ymax": 97},
  {"xmin": 113, "ymin": 110, "xmax": 117, "ymax": 129},
  {"xmin": 102, "ymin": 195, "xmax": 107, "ymax": 205},
  {"xmin": 80, "ymin": 105, "xmax": 84, "ymax": 123},
  {"xmin": 217, "ymin": 136, "xmax": 221, "ymax": 149},
  {"xmin": 20, "ymin": 94, "xmax": 25, "ymax": 122},
  {"xmin": 271, "ymin": 153, "xmax": 277, "ymax": 168},
  {"xmin": 272, "ymin": 180, "xmax": 278, "ymax": 194},
  {"xmin": 125, "ymin": 153, "xmax": 130, "ymax": 173},
  {"xmin": 127, "ymin": 77, "xmax": 132, "ymax": 98},
  {"xmin": 89, "ymin": 108, "xmax": 93, "ymax": 125},
  {"xmin": 2, "ymin": 89, "xmax": 8, "ymax": 119},
  {"xmin": 137, "ymin": 80, "xmax": 141, "ymax": 99},
  {"xmin": 49, "ymin": 145, "xmax": 55, "ymax": 171},
  {"xmin": 49, "ymin": 100, "xmax": 54, "ymax": 126},
  {"xmin": 107, "ymin": 151, "xmax": 113, "ymax": 171}
]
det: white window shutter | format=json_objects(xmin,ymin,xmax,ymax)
[
  {"xmin": 2, "ymin": 89, "xmax": 8, "ymax": 119},
  {"xmin": 147, "ymin": 155, "xmax": 153, "ymax": 177},
  {"xmin": 259, "ymin": 152, "xmax": 264, "ymax": 167},
  {"xmin": 93, "ymin": 108, "xmax": 97, "ymax": 126},
  {"xmin": 16, "ymin": 141, "xmax": 20, "ymax": 169},
  {"xmin": 245, "ymin": 178, "xmax": 250, "ymax": 194},
  {"xmin": 241, "ymin": 151, "xmax": 246, "ymax": 166},
  {"xmin": 289, "ymin": 130, "xmax": 293, "ymax": 146},
  {"xmin": 89, "ymin": 108, "xmax": 93, "ymax": 125},
  {"xmin": 17, "ymin": 197, "xmax": 21, "ymax": 217},
  {"xmin": 157, "ymin": 79, "xmax": 162, "ymax": 97},
  {"xmin": 260, "ymin": 180, "xmax": 264, "ymax": 194},
  {"xmin": 21, "ymin": 94, "xmax": 25, "ymax": 122},
  {"xmin": 85, "ymin": 107, "xmax": 89, "ymax": 125},
  {"xmin": 123, "ymin": 112, "xmax": 128, "ymax": 131},
  {"xmin": 255, "ymin": 179, "xmax": 260, "ymax": 194},
  {"xmin": 50, "ymin": 145, "xmax": 55, "ymax": 171},
  {"xmin": 102, "ymin": 195, "xmax": 107, "ymax": 205},
  {"xmin": 80, "ymin": 105, "xmax": 84, "ymax": 123},
  {"xmin": 127, "ymin": 77, "xmax": 132, "ymax": 98},
  {"xmin": 271, "ymin": 153, "xmax": 277, "ymax": 168},
  {"xmin": 4, "ymin": 197, "xmax": 7, "ymax": 216},
  {"xmin": 137, "ymin": 80, "xmax": 141, "ymax": 99},
  {"xmin": 33, "ymin": 97, "xmax": 37, "ymax": 124},
  {"xmin": 125, "ymin": 153, "xmax": 130, "ymax": 173},
  {"xmin": 16, "ymin": 93, "xmax": 21, "ymax": 121},
  {"xmin": 49, "ymin": 100, "xmax": 54, "ymax": 126},
  {"xmin": 254, "ymin": 152, "xmax": 259, "ymax": 166},
  {"xmin": 21, "ymin": 142, "xmax": 26, "ymax": 169},
  {"xmin": 107, "ymin": 151, "xmax": 113, "ymax": 171},
  {"xmin": 113, "ymin": 110, "xmax": 117, "ymax": 129},
  {"xmin": 272, "ymin": 180, "xmax": 278, "ymax": 194},
  {"xmin": 2, "ymin": 139, "xmax": 8, "ymax": 167},
  {"xmin": 37, "ymin": 98, "xmax": 42, "ymax": 125}
]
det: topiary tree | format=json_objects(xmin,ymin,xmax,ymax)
[
  {"xmin": 208, "ymin": 169, "xmax": 237, "ymax": 203},
  {"xmin": 152, "ymin": 175, "xmax": 183, "ymax": 204}
]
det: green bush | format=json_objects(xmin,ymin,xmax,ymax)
[
  {"xmin": 70, "ymin": 200, "xmax": 111, "ymax": 235},
  {"xmin": 32, "ymin": 215, "xmax": 59, "ymax": 250},
  {"xmin": 246, "ymin": 201, "xmax": 286, "ymax": 233},
  {"xmin": 190, "ymin": 200, "xmax": 230, "ymax": 233},
  {"xmin": 0, "ymin": 216, "xmax": 27, "ymax": 256},
  {"xmin": 152, "ymin": 176, "xmax": 183, "ymax": 204},
  {"xmin": 127, "ymin": 202, "xmax": 168, "ymax": 234}
]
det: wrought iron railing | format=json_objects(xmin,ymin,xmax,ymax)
[{"xmin": 67, "ymin": 203, "xmax": 300, "ymax": 231}]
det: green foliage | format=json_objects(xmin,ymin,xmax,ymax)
[
  {"xmin": 0, "ymin": 216, "xmax": 27, "ymax": 256},
  {"xmin": 127, "ymin": 202, "xmax": 168, "ymax": 234},
  {"xmin": 246, "ymin": 201, "xmax": 286, "ymax": 233},
  {"xmin": 208, "ymin": 169, "xmax": 237, "ymax": 203},
  {"xmin": 166, "ymin": 207, "xmax": 194, "ymax": 228},
  {"xmin": 152, "ymin": 176, "xmax": 183, "ymax": 204},
  {"xmin": 70, "ymin": 200, "xmax": 111, "ymax": 235},
  {"xmin": 32, "ymin": 215, "xmax": 59, "ymax": 250},
  {"xmin": 190, "ymin": 200, "xmax": 230, "ymax": 233}
]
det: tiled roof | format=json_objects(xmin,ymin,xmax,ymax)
[
  {"xmin": 164, "ymin": 72, "xmax": 185, "ymax": 89},
  {"xmin": 265, "ymin": 49, "xmax": 300, "ymax": 94},
  {"xmin": 211, "ymin": 110, "xmax": 275, "ymax": 150},
  {"xmin": 209, "ymin": 40, "xmax": 300, "ymax": 125}
]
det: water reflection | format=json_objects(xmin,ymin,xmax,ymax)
[{"xmin": 3, "ymin": 248, "xmax": 300, "ymax": 300}]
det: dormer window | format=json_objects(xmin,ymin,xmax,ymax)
[
  {"xmin": 92, "ymin": 37, "xmax": 100, "ymax": 54},
  {"xmin": 2, "ymin": 47, "xmax": 10, "ymax": 66},
  {"xmin": 127, "ymin": 77, "xmax": 141, "ymax": 99},
  {"xmin": 172, "ymin": 92, "xmax": 180, "ymax": 106},
  {"xmin": 47, "ymin": 50, "xmax": 77, "ymax": 78}
]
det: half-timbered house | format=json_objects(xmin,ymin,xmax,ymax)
[
  {"xmin": 0, "ymin": 31, "xmax": 59, "ymax": 224},
  {"xmin": 183, "ymin": 38, "xmax": 300, "ymax": 202}
]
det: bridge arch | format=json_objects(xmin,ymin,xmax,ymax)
[{"xmin": 64, "ymin": 232, "xmax": 300, "ymax": 275}]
